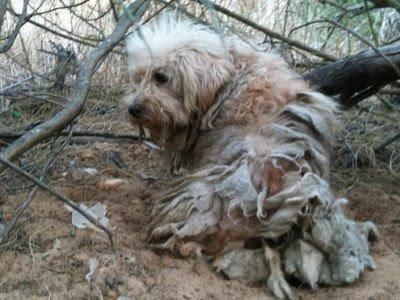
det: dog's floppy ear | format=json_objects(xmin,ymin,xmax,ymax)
[{"xmin": 175, "ymin": 50, "xmax": 233, "ymax": 118}]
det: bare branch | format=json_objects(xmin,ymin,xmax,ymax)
[
  {"xmin": 110, "ymin": 0, "xmax": 119, "ymax": 22},
  {"xmin": 363, "ymin": 0, "xmax": 379, "ymax": 46},
  {"xmin": 375, "ymin": 132, "xmax": 400, "ymax": 152},
  {"xmin": 195, "ymin": 0, "xmax": 337, "ymax": 61},
  {"xmin": 18, "ymin": 16, "xmax": 97, "ymax": 47},
  {"xmin": 0, "ymin": 0, "xmax": 150, "ymax": 169},
  {"xmin": 143, "ymin": 0, "xmax": 175, "ymax": 24},
  {"xmin": 0, "ymin": 156, "xmax": 115, "ymax": 248},
  {"xmin": 0, "ymin": 0, "xmax": 7, "ymax": 33},
  {"xmin": 28, "ymin": 0, "xmax": 90, "ymax": 17},
  {"xmin": 0, "ymin": 130, "xmax": 143, "ymax": 141},
  {"xmin": 0, "ymin": 128, "xmax": 73, "ymax": 245},
  {"xmin": 0, "ymin": 0, "xmax": 28, "ymax": 53}
]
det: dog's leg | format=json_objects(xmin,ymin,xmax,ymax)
[
  {"xmin": 264, "ymin": 246, "xmax": 294, "ymax": 300},
  {"xmin": 178, "ymin": 241, "xmax": 206, "ymax": 259},
  {"xmin": 213, "ymin": 246, "xmax": 294, "ymax": 299},
  {"xmin": 213, "ymin": 248, "xmax": 269, "ymax": 282}
]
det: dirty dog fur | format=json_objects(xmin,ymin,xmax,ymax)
[{"xmin": 122, "ymin": 17, "xmax": 377, "ymax": 299}]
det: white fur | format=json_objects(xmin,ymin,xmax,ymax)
[{"xmin": 126, "ymin": 16, "xmax": 232, "ymax": 73}]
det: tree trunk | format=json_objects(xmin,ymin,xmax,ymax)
[{"xmin": 304, "ymin": 44, "xmax": 400, "ymax": 108}]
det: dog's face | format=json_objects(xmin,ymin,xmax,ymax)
[
  {"xmin": 122, "ymin": 18, "xmax": 233, "ymax": 143},
  {"xmin": 122, "ymin": 62, "xmax": 189, "ymax": 141}
]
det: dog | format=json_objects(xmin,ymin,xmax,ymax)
[{"xmin": 122, "ymin": 16, "xmax": 377, "ymax": 299}]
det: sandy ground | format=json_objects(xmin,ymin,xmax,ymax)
[{"xmin": 0, "ymin": 140, "xmax": 399, "ymax": 300}]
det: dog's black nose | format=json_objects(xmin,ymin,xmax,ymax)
[{"xmin": 128, "ymin": 103, "xmax": 143, "ymax": 117}]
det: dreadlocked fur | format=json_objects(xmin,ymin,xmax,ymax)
[{"xmin": 122, "ymin": 16, "xmax": 377, "ymax": 299}]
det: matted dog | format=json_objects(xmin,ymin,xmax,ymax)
[{"xmin": 122, "ymin": 16, "xmax": 377, "ymax": 299}]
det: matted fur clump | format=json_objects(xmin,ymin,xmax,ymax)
[{"xmin": 122, "ymin": 16, "xmax": 377, "ymax": 299}]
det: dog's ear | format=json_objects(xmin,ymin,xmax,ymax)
[{"xmin": 175, "ymin": 50, "xmax": 233, "ymax": 117}]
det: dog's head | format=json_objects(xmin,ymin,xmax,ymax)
[{"xmin": 122, "ymin": 17, "xmax": 233, "ymax": 143}]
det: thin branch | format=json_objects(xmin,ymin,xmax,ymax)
[
  {"xmin": 0, "ymin": 186, "xmax": 39, "ymax": 246},
  {"xmin": 59, "ymin": 0, "xmax": 106, "ymax": 39},
  {"xmin": 364, "ymin": 0, "xmax": 379, "ymax": 46},
  {"xmin": 33, "ymin": 12, "xmax": 103, "ymax": 42},
  {"xmin": 28, "ymin": 0, "xmax": 89, "ymax": 17},
  {"xmin": 143, "ymin": 0, "xmax": 175, "ymax": 25},
  {"xmin": 375, "ymin": 132, "xmax": 400, "ymax": 152},
  {"xmin": 194, "ymin": 0, "xmax": 336, "ymax": 61},
  {"xmin": 0, "ymin": 130, "xmax": 143, "ymax": 141},
  {"xmin": 0, "ymin": 76, "xmax": 33, "ymax": 94},
  {"xmin": 322, "ymin": 18, "xmax": 400, "ymax": 77},
  {"xmin": 0, "ymin": 128, "xmax": 74, "ymax": 245},
  {"xmin": 9, "ymin": 13, "xmax": 97, "ymax": 47},
  {"xmin": 317, "ymin": 0, "xmax": 350, "ymax": 13},
  {"xmin": 110, "ymin": 0, "xmax": 119, "ymax": 22},
  {"xmin": 288, "ymin": 20, "xmax": 327, "ymax": 38},
  {"xmin": 0, "ymin": 0, "xmax": 150, "ymax": 170},
  {"xmin": 0, "ymin": 0, "xmax": 7, "ymax": 33},
  {"xmin": 0, "ymin": 156, "xmax": 115, "ymax": 248},
  {"xmin": 0, "ymin": 0, "xmax": 28, "ymax": 53}
]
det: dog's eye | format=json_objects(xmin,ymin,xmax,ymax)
[{"xmin": 153, "ymin": 72, "xmax": 169, "ymax": 84}]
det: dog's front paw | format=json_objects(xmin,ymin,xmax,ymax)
[
  {"xmin": 264, "ymin": 246, "xmax": 295, "ymax": 300},
  {"xmin": 283, "ymin": 239, "xmax": 324, "ymax": 289},
  {"xmin": 304, "ymin": 210, "xmax": 377, "ymax": 286},
  {"xmin": 266, "ymin": 273, "xmax": 294, "ymax": 300},
  {"xmin": 213, "ymin": 248, "xmax": 269, "ymax": 282}
]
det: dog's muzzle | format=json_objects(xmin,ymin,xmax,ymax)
[
  {"xmin": 129, "ymin": 103, "xmax": 143, "ymax": 118},
  {"xmin": 128, "ymin": 95, "xmax": 143, "ymax": 118}
]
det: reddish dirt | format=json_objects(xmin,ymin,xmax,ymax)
[{"xmin": 0, "ymin": 141, "xmax": 399, "ymax": 299}]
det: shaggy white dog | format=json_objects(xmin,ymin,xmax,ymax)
[{"xmin": 122, "ymin": 16, "xmax": 377, "ymax": 299}]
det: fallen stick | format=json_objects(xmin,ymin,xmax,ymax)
[
  {"xmin": 0, "ymin": 129, "xmax": 74, "ymax": 245},
  {"xmin": 374, "ymin": 132, "xmax": 400, "ymax": 153},
  {"xmin": 0, "ymin": 186, "xmax": 39, "ymax": 245},
  {"xmin": 0, "ymin": 156, "xmax": 115, "ymax": 248},
  {"xmin": 0, "ymin": 130, "xmax": 143, "ymax": 141}
]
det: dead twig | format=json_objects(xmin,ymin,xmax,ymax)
[
  {"xmin": 26, "ymin": 0, "xmax": 90, "ymax": 18},
  {"xmin": 0, "ymin": 156, "xmax": 115, "ymax": 248},
  {"xmin": 0, "ymin": 0, "xmax": 7, "ymax": 33},
  {"xmin": 194, "ymin": 0, "xmax": 336, "ymax": 61},
  {"xmin": 0, "ymin": 130, "xmax": 144, "ymax": 141},
  {"xmin": 0, "ymin": 76, "xmax": 33, "ymax": 95},
  {"xmin": 374, "ymin": 132, "xmax": 400, "ymax": 153},
  {"xmin": 0, "ymin": 127, "xmax": 73, "ymax": 245},
  {"xmin": 109, "ymin": 0, "xmax": 119, "ymax": 22}
]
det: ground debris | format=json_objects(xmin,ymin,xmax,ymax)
[{"xmin": 66, "ymin": 202, "xmax": 112, "ymax": 231}]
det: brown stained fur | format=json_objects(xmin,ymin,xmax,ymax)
[
  {"xmin": 261, "ymin": 158, "xmax": 300, "ymax": 197},
  {"xmin": 216, "ymin": 53, "xmax": 309, "ymax": 129}
]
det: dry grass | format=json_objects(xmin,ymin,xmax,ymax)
[{"xmin": 335, "ymin": 96, "xmax": 400, "ymax": 175}]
